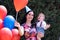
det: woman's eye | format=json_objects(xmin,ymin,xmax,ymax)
[
  {"xmin": 29, "ymin": 14, "xmax": 30, "ymax": 15},
  {"xmin": 28, "ymin": 14, "xmax": 34, "ymax": 16},
  {"xmin": 32, "ymin": 15, "xmax": 34, "ymax": 16}
]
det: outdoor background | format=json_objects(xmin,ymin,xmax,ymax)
[{"xmin": 0, "ymin": 0, "xmax": 60, "ymax": 40}]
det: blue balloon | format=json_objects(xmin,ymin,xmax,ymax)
[{"xmin": 4, "ymin": 15, "xmax": 15, "ymax": 30}]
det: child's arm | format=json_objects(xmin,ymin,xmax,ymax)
[{"xmin": 42, "ymin": 21, "xmax": 50, "ymax": 30}]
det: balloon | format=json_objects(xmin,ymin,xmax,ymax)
[
  {"xmin": 12, "ymin": 29, "xmax": 20, "ymax": 40},
  {"xmin": 0, "ymin": 29, "xmax": 1, "ymax": 40},
  {"xmin": 0, "ymin": 19, "xmax": 3, "ymax": 29},
  {"xmin": 4, "ymin": 15, "xmax": 15, "ymax": 30},
  {"xmin": 0, "ymin": 28, "xmax": 12, "ymax": 40},
  {"xmin": 14, "ymin": 0, "xmax": 28, "ymax": 12},
  {"xmin": 0, "ymin": 5, "xmax": 7, "ymax": 20}
]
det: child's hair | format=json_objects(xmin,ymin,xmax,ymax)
[{"xmin": 38, "ymin": 12, "xmax": 45, "ymax": 17}]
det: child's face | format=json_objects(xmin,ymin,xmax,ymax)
[{"xmin": 37, "ymin": 13, "xmax": 45, "ymax": 21}]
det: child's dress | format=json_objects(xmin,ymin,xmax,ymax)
[{"xmin": 36, "ymin": 21, "xmax": 46, "ymax": 35}]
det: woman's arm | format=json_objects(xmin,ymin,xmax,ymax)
[
  {"xmin": 18, "ymin": 26, "xmax": 24, "ymax": 36},
  {"xmin": 15, "ymin": 21, "xmax": 24, "ymax": 36}
]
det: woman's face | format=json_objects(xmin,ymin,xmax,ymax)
[
  {"xmin": 26, "ymin": 11, "xmax": 34, "ymax": 22},
  {"xmin": 37, "ymin": 13, "xmax": 45, "ymax": 21}
]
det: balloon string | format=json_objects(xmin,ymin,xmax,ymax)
[{"xmin": 16, "ymin": 12, "xmax": 18, "ymax": 21}]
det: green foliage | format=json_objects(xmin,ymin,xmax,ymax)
[{"xmin": 0, "ymin": 0, "xmax": 60, "ymax": 40}]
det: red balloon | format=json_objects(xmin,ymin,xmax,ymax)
[
  {"xmin": 0, "ymin": 28, "xmax": 12, "ymax": 40},
  {"xmin": 14, "ymin": 0, "xmax": 28, "ymax": 12},
  {"xmin": 0, "ymin": 29, "xmax": 1, "ymax": 40},
  {"xmin": 0, "ymin": 5, "xmax": 7, "ymax": 20},
  {"xmin": 0, "ymin": 19, "xmax": 3, "ymax": 29},
  {"xmin": 12, "ymin": 29, "xmax": 20, "ymax": 40}
]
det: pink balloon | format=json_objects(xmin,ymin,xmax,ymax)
[
  {"xmin": 12, "ymin": 29, "xmax": 20, "ymax": 40},
  {"xmin": 0, "ymin": 19, "xmax": 3, "ymax": 29},
  {"xmin": 0, "ymin": 5, "xmax": 7, "ymax": 20},
  {"xmin": 0, "ymin": 28, "xmax": 12, "ymax": 40}
]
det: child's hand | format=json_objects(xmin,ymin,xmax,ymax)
[
  {"xmin": 14, "ymin": 21, "xmax": 20, "ymax": 28},
  {"xmin": 46, "ymin": 24, "xmax": 50, "ymax": 29}
]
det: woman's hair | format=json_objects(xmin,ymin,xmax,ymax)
[{"xmin": 20, "ymin": 11, "xmax": 34, "ymax": 24}]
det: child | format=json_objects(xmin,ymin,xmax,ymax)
[{"xmin": 36, "ymin": 12, "xmax": 50, "ymax": 40}]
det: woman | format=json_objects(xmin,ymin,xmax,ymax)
[
  {"xmin": 21, "ymin": 10, "xmax": 37, "ymax": 40},
  {"xmin": 15, "ymin": 10, "xmax": 37, "ymax": 40}
]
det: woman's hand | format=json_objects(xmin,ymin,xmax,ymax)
[
  {"xmin": 15, "ymin": 21, "xmax": 20, "ymax": 28},
  {"xmin": 25, "ymin": 32, "xmax": 30, "ymax": 38}
]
